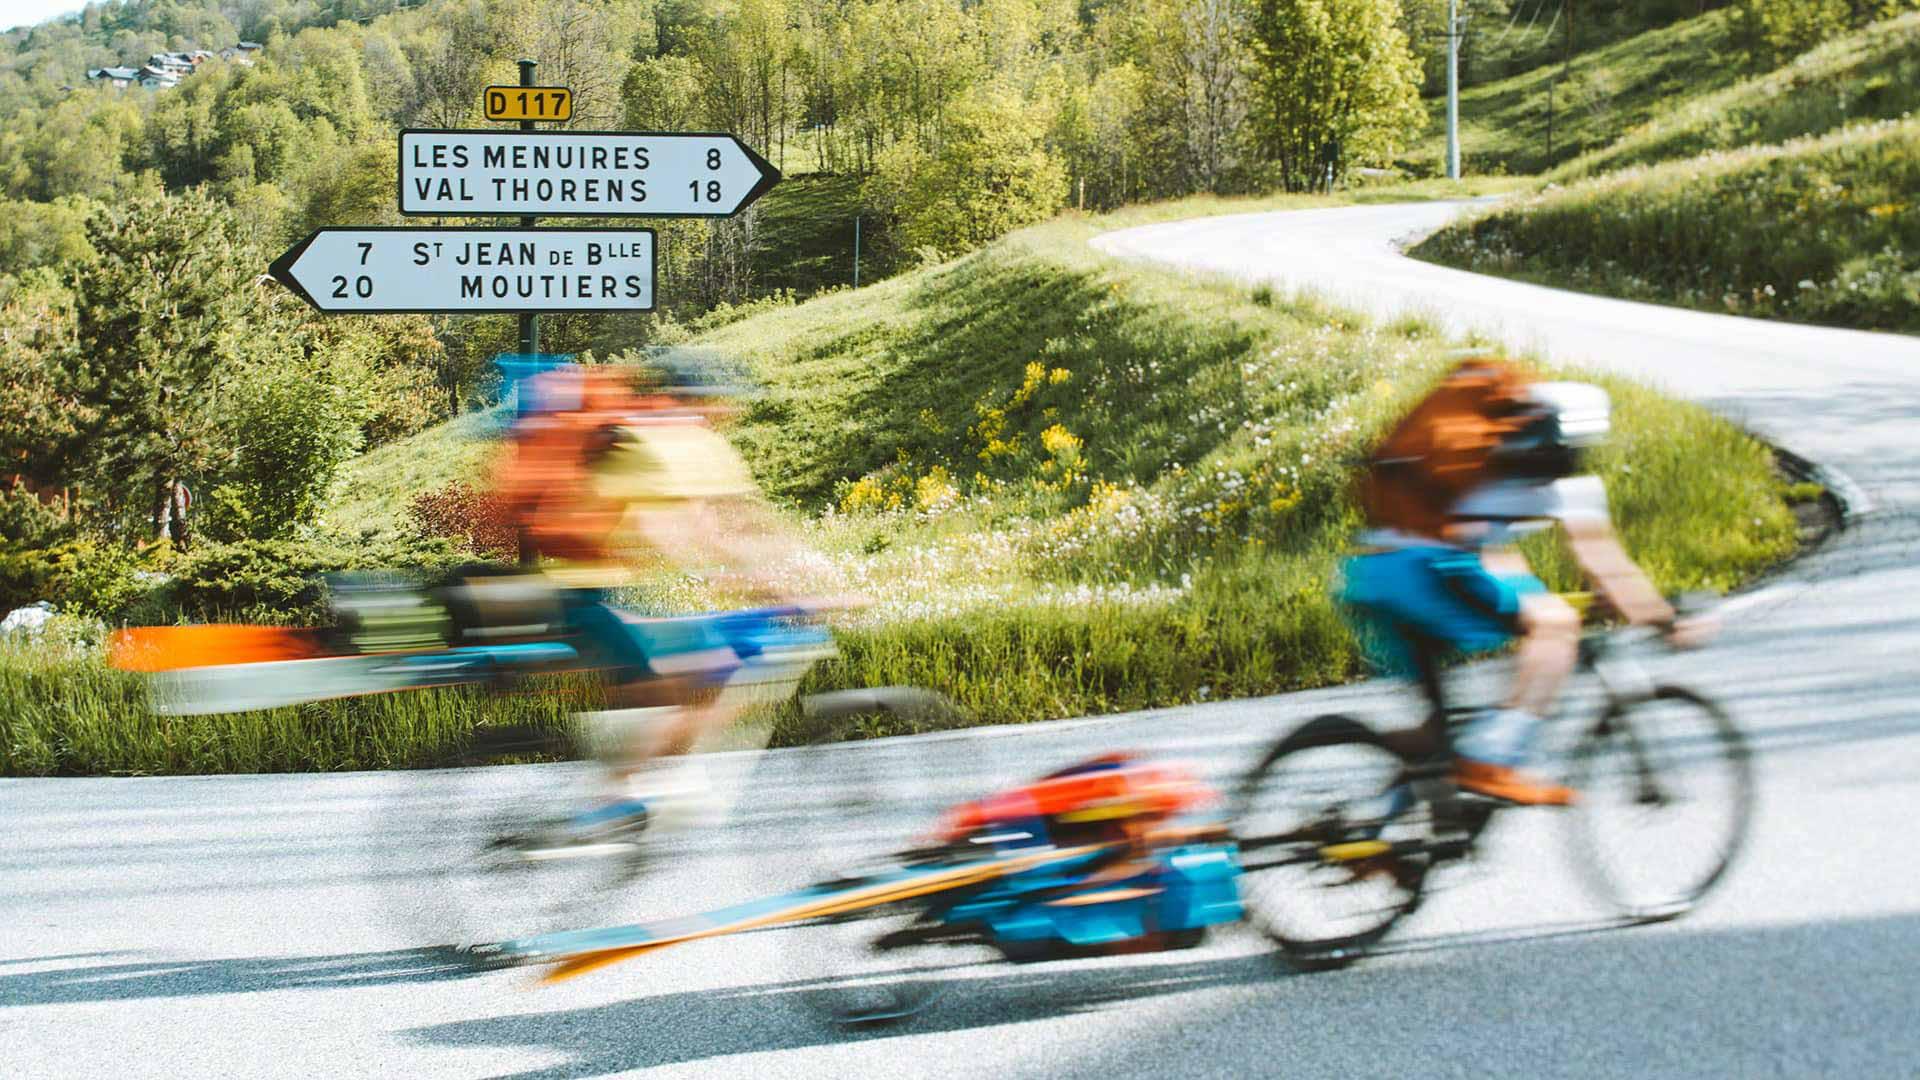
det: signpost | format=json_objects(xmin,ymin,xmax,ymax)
[
  {"xmin": 269, "ymin": 57, "xmax": 777, "ymax": 385},
  {"xmin": 485, "ymin": 84, "xmax": 571, "ymax": 122},
  {"xmin": 268, "ymin": 227, "xmax": 655, "ymax": 314},
  {"xmin": 398, "ymin": 129, "xmax": 781, "ymax": 217}
]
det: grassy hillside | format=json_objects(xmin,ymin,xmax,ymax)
[
  {"xmin": 1551, "ymin": 11, "xmax": 1920, "ymax": 180},
  {"xmin": 1406, "ymin": 9, "xmax": 1747, "ymax": 176},
  {"xmin": 664, "ymin": 215, "xmax": 1796, "ymax": 728},
  {"xmin": 750, "ymin": 173, "xmax": 871, "ymax": 298},
  {"xmin": 1411, "ymin": 117, "xmax": 1920, "ymax": 332}
]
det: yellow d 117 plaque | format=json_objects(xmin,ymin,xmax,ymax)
[{"xmin": 485, "ymin": 85, "xmax": 572, "ymax": 122}]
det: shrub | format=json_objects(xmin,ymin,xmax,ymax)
[
  {"xmin": 407, "ymin": 482, "xmax": 519, "ymax": 561},
  {"xmin": 164, "ymin": 535, "xmax": 470, "ymax": 622},
  {"xmin": 0, "ymin": 486, "xmax": 75, "ymax": 548}
]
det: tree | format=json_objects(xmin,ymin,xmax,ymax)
[
  {"xmin": 1126, "ymin": 0, "xmax": 1249, "ymax": 195},
  {"xmin": 60, "ymin": 189, "xmax": 369, "ymax": 545},
  {"xmin": 1245, "ymin": 0, "xmax": 1425, "ymax": 192},
  {"xmin": 0, "ymin": 271, "xmax": 86, "ymax": 496},
  {"xmin": 1732, "ymin": 0, "xmax": 1919, "ymax": 62},
  {"xmin": 865, "ymin": 82, "xmax": 1067, "ymax": 254}
]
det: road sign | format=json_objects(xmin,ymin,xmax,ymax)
[
  {"xmin": 268, "ymin": 227, "xmax": 655, "ymax": 314},
  {"xmin": 399, "ymin": 129, "xmax": 780, "ymax": 218},
  {"xmin": 485, "ymin": 85, "xmax": 572, "ymax": 121}
]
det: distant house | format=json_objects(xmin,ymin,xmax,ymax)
[
  {"xmin": 220, "ymin": 42, "xmax": 263, "ymax": 65},
  {"xmin": 137, "ymin": 65, "xmax": 182, "ymax": 89},
  {"xmin": 85, "ymin": 66, "xmax": 139, "ymax": 88}
]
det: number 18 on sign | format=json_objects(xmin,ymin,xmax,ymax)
[{"xmin": 269, "ymin": 228, "xmax": 655, "ymax": 314}]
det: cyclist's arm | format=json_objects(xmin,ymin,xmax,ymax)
[{"xmin": 1561, "ymin": 515, "xmax": 1674, "ymax": 627}]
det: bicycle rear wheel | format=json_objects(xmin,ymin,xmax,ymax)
[
  {"xmin": 1565, "ymin": 686, "xmax": 1752, "ymax": 922},
  {"xmin": 753, "ymin": 690, "xmax": 973, "ymax": 1025},
  {"xmin": 1233, "ymin": 715, "xmax": 1429, "ymax": 971}
]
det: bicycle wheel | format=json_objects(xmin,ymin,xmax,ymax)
[
  {"xmin": 374, "ymin": 722, "xmax": 653, "ymax": 965},
  {"xmin": 752, "ymin": 691, "xmax": 974, "ymax": 1025},
  {"xmin": 1233, "ymin": 715, "xmax": 1430, "ymax": 971},
  {"xmin": 1565, "ymin": 686, "xmax": 1752, "ymax": 922}
]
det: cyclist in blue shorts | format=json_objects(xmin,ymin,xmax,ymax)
[{"xmin": 1342, "ymin": 359, "xmax": 1711, "ymax": 805}]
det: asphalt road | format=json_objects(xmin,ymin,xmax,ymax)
[{"xmin": 8, "ymin": 202, "xmax": 1920, "ymax": 1078}]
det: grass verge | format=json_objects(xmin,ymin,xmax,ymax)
[
  {"xmin": 5, "ymin": 199, "xmax": 1803, "ymax": 776},
  {"xmin": 1410, "ymin": 117, "xmax": 1920, "ymax": 333}
]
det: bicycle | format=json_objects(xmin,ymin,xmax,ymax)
[{"xmin": 1231, "ymin": 596, "xmax": 1753, "ymax": 970}]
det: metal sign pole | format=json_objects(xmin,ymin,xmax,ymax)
[{"xmin": 516, "ymin": 58, "xmax": 539, "ymax": 357}]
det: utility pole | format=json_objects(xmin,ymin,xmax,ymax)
[
  {"xmin": 1446, "ymin": 0, "xmax": 1462, "ymax": 180},
  {"xmin": 516, "ymin": 58, "xmax": 539, "ymax": 358}
]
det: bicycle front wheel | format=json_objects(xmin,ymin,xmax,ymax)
[{"xmin": 1565, "ymin": 686, "xmax": 1753, "ymax": 922}]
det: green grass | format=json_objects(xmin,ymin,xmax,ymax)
[
  {"xmin": 0, "ymin": 616, "xmax": 582, "ymax": 776},
  {"xmin": 323, "ymin": 406, "xmax": 502, "ymax": 541},
  {"xmin": 7, "ymin": 193, "xmax": 1805, "ymax": 775},
  {"xmin": 1554, "ymin": 12, "xmax": 1920, "ymax": 181},
  {"xmin": 751, "ymin": 173, "xmax": 869, "ymax": 297},
  {"xmin": 1406, "ymin": 9, "xmax": 1748, "ymax": 177},
  {"xmin": 1411, "ymin": 117, "xmax": 1920, "ymax": 333},
  {"xmin": 1092, "ymin": 177, "xmax": 1537, "ymax": 230}
]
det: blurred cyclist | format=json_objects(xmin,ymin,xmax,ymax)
[
  {"xmin": 491, "ymin": 359, "xmax": 824, "ymax": 838},
  {"xmin": 1340, "ymin": 357, "xmax": 1710, "ymax": 806}
]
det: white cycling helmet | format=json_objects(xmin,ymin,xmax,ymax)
[{"xmin": 1492, "ymin": 381, "xmax": 1611, "ymax": 479}]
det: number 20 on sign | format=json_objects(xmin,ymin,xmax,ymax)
[{"xmin": 486, "ymin": 85, "xmax": 572, "ymax": 122}]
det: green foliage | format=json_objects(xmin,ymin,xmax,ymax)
[
  {"xmin": 202, "ymin": 367, "xmax": 368, "ymax": 541},
  {"xmin": 0, "ymin": 487, "xmax": 75, "ymax": 548},
  {"xmin": 865, "ymin": 85, "xmax": 1068, "ymax": 255},
  {"xmin": 1245, "ymin": 0, "xmax": 1426, "ymax": 192},
  {"xmin": 0, "ymin": 196, "xmax": 98, "ymax": 273},
  {"xmin": 0, "ymin": 539, "xmax": 158, "ymax": 619},
  {"xmin": 0, "ymin": 639, "xmax": 578, "ymax": 776},
  {"xmin": 1731, "ymin": 0, "xmax": 1919, "ymax": 62},
  {"xmin": 62, "ymin": 188, "xmax": 346, "ymax": 541},
  {"xmin": 1413, "ymin": 117, "xmax": 1920, "ymax": 332},
  {"xmin": 163, "ymin": 535, "xmax": 468, "ymax": 621},
  {"xmin": 0, "ymin": 271, "xmax": 84, "ymax": 491}
]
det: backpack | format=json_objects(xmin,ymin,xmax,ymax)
[{"xmin": 1360, "ymin": 360, "xmax": 1534, "ymax": 540}]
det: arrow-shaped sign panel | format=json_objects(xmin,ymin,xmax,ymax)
[
  {"xmin": 398, "ymin": 129, "xmax": 780, "ymax": 218},
  {"xmin": 268, "ymin": 227, "xmax": 656, "ymax": 314}
]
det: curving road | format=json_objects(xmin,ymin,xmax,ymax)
[{"xmin": 7, "ymin": 203, "xmax": 1920, "ymax": 1078}]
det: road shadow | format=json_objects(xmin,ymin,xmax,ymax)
[
  {"xmin": 1052, "ymin": 910, "xmax": 1920, "ymax": 1080},
  {"xmin": 0, "ymin": 946, "xmax": 487, "ymax": 1007},
  {"xmin": 398, "ymin": 916, "xmax": 1645, "ymax": 1077}
]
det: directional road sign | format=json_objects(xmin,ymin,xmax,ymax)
[
  {"xmin": 398, "ymin": 129, "xmax": 780, "ymax": 218},
  {"xmin": 268, "ymin": 227, "xmax": 655, "ymax": 314}
]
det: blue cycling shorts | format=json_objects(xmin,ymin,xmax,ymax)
[
  {"xmin": 1339, "ymin": 546, "xmax": 1546, "ymax": 678},
  {"xmin": 563, "ymin": 592, "xmax": 742, "ymax": 688}
]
